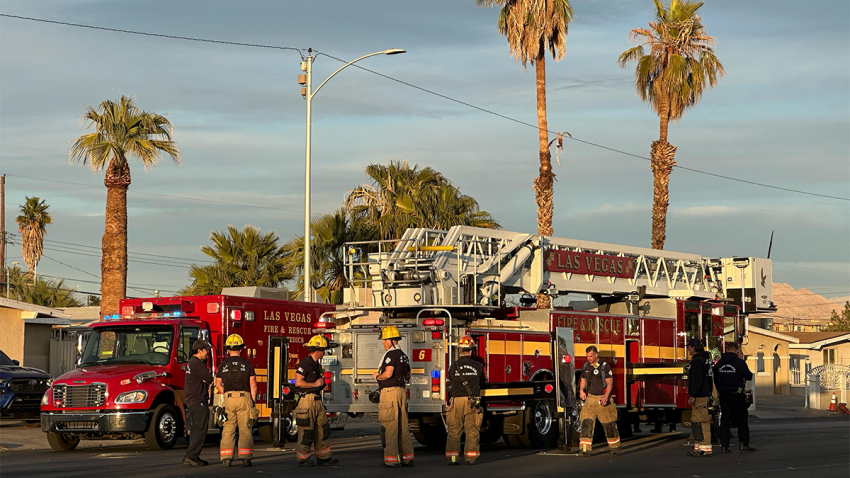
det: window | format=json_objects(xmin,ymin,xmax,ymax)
[
  {"xmin": 81, "ymin": 326, "xmax": 174, "ymax": 366},
  {"xmin": 702, "ymin": 312, "xmax": 713, "ymax": 343},
  {"xmin": 824, "ymin": 349, "xmax": 836, "ymax": 365},
  {"xmin": 685, "ymin": 312, "xmax": 700, "ymax": 342},
  {"xmin": 176, "ymin": 327, "xmax": 200, "ymax": 363},
  {"xmin": 723, "ymin": 316, "xmax": 735, "ymax": 344},
  {"xmin": 757, "ymin": 352, "xmax": 765, "ymax": 373}
]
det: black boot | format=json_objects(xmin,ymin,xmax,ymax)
[
  {"xmin": 739, "ymin": 444, "xmax": 757, "ymax": 452},
  {"xmin": 317, "ymin": 458, "xmax": 339, "ymax": 465},
  {"xmin": 242, "ymin": 459, "xmax": 252, "ymax": 467},
  {"xmin": 222, "ymin": 459, "xmax": 231, "ymax": 467}
]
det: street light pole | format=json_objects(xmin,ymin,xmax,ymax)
[{"xmin": 300, "ymin": 48, "xmax": 405, "ymax": 302}]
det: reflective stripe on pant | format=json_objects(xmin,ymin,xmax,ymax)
[
  {"xmin": 445, "ymin": 397, "xmax": 483, "ymax": 463},
  {"xmin": 690, "ymin": 397, "xmax": 712, "ymax": 454},
  {"xmin": 295, "ymin": 394, "xmax": 333, "ymax": 463},
  {"xmin": 579, "ymin": 394, "xmax": 620, "ymax": 452},
  {"xmin": 378, "ymin": 387, "xmax": 414, "ymax": 465},
  {"xmin": 220, "ymin": 391, "xmax": 254, "ymax": 460}
]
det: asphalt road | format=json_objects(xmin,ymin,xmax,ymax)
[{"xmin": 2, "ymin": 416, "xmax": 848, "ymax": 478}]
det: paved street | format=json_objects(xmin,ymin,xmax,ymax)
[{"xmin": 2, "ymin": 416, "xmax": 847, "ymax": 478}]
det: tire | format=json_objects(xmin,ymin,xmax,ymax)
[
  {"xmin": 47, "ymin": 432, "xmax": 80, "ymax": 452},
  {"xmin": 479, "ymin": 430, "xmax": 502, "ymax": 445},
  {"xmin": 413, "ymin": 425, "xmax": 447, "ymax": 449},
  {"xmin": 258, "ymin": 423, "xmax": 273, "ymax": 443},
  {"xmin": 22, "ymin": 420, "xmax": 41, "ymax": 428},
  {"xmin": 145, "ymin": 404, "xmax": 181, "ymax": 450},
  {"xmin": 525, "ymin": 400, "xmax": 558, "ymax": 448},
  {"xmin": 283, "ymin": 412, "xmax": 298, "ymax": 442}
]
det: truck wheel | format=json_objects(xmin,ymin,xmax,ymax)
[
  {"xmin": 145, "ymin": 404, "xmax": 180, "ymax": 450},
  {"xmin": 22, "ymin": 420, "xmax": 41, "ymax": 428},
  {"xmin": 479, "ymin": 429, "xmax": 502, "ymax": 444},
  {"xmin": 413, "ymin": 425, "xmax": 447, "ymax": 449},
  {"xmin": 259, "ymin": 424, "xmax": 273, "ymax": 443},
  {"xmin": 283, "ymin": 413, "xmax": 298, "ymax": 442},
  {"xmin": 47, "ymin": 432, "xmax": 80, "ymax": 451},
  {"xmin": 512, "ymin": 400, "xmax": 558, "ymax": 449}
]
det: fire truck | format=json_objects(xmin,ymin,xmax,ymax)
[
  {"xmin": 40, "ymin": 288, "xmax": 334, "ymax": 451},
  {"xmin": 319, "ymin": 226, "xmax": 774, "ymax": 450}
]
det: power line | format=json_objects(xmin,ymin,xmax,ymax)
[
  {"xmin": 39, "ymin": 254, "xmax": 151, "ymax": 295},
  {"xmin": 0, "ymin": 173, "xmax": 304, "ymax": 213},
  {"xmin": 0, "ymin": 14, "xmax": 304, "ymax": 53},
  {"xmin": 1, "ymin": 14, "xmax": 847, "ymax": 203}
]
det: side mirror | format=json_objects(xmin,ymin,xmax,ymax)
[
  {"xmin": 76, "ymin": 334, "xmax": 85, "ymax": 356},
  {"xmin": 200, "ymin": 329, "xmax": 210, "ymax": 342},
  {"xmin": 12, "ymin": 359, "xmax": 20, "ymax": 366}
]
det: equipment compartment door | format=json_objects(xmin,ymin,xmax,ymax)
[
  {"xmin": 554, "ymin": 327, "xmax": 575, "ymax": 452},
  {"xmin": 267, "ymin": 336, "xmax": 290, "ymax": 447}
]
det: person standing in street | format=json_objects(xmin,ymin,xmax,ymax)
[
  {"xmin": 215, "ymin": 334, "xmax": 258, "ymax": 467},
  {"xmin": 687, "ymin": 338, "xmax": 713, "ymax": 457},
  {"xmin": 372, "ymin": 326, "xmax": 414, "ymax": 468},
  {"xmin": 577, "ymin": 345, "xmax": 621, "ymax": 457},
  {"xmin": 714, "ymin": 342, "xmax": 756, "ymax": 453},
  {"xmin": 445, "ymin": 336, "xmax": 485, "ymax": 465},
  {"xmin": 183, "ymin": 339, "xmax": 213, "ymax": 467},
  {"xmin": 294, "ymin": 335, "xmax": 339, "ymax": 467}
]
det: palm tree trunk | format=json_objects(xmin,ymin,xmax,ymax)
[
  {"xmin": 650, "ymin": 96, "xmax": 676, "ymax": 250},
  {"xmin": 100, "ymin": 159, "xmax": 130, "ymax": 317},
  {"xmin": 533, "ymin": 51, "xmax": 554, "ymax": 309}
]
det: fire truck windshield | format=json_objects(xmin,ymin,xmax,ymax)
[{"xmin": 80, "ymin": 325, "xmax": 174, "ymax": 366}]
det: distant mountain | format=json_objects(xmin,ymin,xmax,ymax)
[
  {"xmin": 763, "ymin": 283, "xmax": 841, "ymax": 330},
  {"xmin": 829, "ymin": 296, "xmax": 849, "ymax": 305}
]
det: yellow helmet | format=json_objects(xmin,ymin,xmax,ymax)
[
  {"xmin": 458, "ymin": 336, "xmax": 476, "ymax": 349},
  {"xmin": 225, "ymin": 334, "xmax": 244, "ymax": 350},
  {"xmin": 305, "ymin": 335, "xmax": 330, "ymax": 350},
  {"xmin": 379, "ymin": 326, "xmax": 401, "ymax": 341}
]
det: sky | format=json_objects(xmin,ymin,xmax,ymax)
[{"xmin": 0, "ymin": 0, "xmax": 848, "ymax": 303}]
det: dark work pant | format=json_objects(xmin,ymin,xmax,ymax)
[
  {"xmin": 184, "ymin": 401, "xmax": 210, "ymax": 461},
  {"xmin": 719, "ymin": 392, "xmax": 749, "ymax": 448}
]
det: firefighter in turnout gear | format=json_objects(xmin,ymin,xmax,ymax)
[
  {"xmin": 445, "ymin": 336, "xmax": 485, "ymax": 465},
  {"xmin": 713, "ymin": 342, "xmax": 755, "ymax": 453},
  {"xmin": 373, "ymin": 326, "xmax": 414, "ymax": 468},
  {"xmin": 578, "ymin": 345, "xmax": 621, "ymax": 457},
  {"xmin": 686, "ymin": 338, "xmax": 713, "ymax": 457},
  {"xmin": 215, "ymin": 334, "xmax": 258, "ymax": 467},
  {"xmin": 294, "ymin": 335, "xmax": 339, "ymax": 467}
]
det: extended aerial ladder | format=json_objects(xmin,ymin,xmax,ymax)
[{"xmin": 342, "ymin": 226, "xmax": 774, "ymax": 315}]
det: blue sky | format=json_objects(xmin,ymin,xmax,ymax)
[{"xmin": 1, "ymin": 0, "xmax": 848, "ymax": 301}]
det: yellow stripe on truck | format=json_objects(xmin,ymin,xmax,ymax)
[
  {"xmin": 340, "ymin": 368, "xmax": 425, "ymax": 376},
  {"xmin": 481, "ymin": 387, "xmax": 534, "ymax": 397},
  {"xmin": 630, "ymin": 367, "xmax": 686, "ymax": 375}
]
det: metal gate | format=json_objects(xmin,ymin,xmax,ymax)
[{"xmin": 49, "ymin": 327, "xmax": 90, "ymax": 378}]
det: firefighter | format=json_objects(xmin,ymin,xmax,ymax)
[
  {"xmin": 183, "ymin": 339, "xmax": 213, "ymax": 467},
  {"xmin": 713, "ymin": 342, "xmax": 755, "ymax": 453},
  {"xmin": 445, "ymin": 336, "xmax": 485, "ymax": 465},
  {"xmin": 577, "ymin": 345, "xmax": 621, "ymax": 457},
  {"xmin": 686, "ymin": 338, "xmax": 713, "ymax": 457},
  {"xmin": 372, "ymin": 325, "xmax": 414, "ymax": 468},
  {"xmin": 215, "ymin": 334, "xmax": 258, "ymax": 467},
  {"xmin": 294, "ymin": 335, "xmax": 339, "ymax": 467}
]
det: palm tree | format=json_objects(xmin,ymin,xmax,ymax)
[
  {"xmin": 476, "ymin": 0, "xmax": 573, "ymax": 239},
  {"xmin": 344, "ymin": 160, "xmax": 500, "ymax": 241},
  {"xmin": 3, "ymin": 264, "xmax": 81, "ymax": 307},
  {"xmin": 70, "ymin": 95, "xmax": 179, "ymax": 315},
  {"xmin": 179, "ymin": 225, "xmax": 291, "ymax": 296},
  {"xmin": 618, "ymin": 0, "xmax": 724, "ymax": 249},
  {"xmin": 16, "ymin": 197, "xmax": 52, "ymax": 277},
  {"xmin": 282, "ymin": 209, "xmax": 376, "ymax": 304}
]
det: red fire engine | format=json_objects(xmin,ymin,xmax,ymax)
[
  {"xmin": 40, "ymin": 288, "xmax": 333, "ymax": 451},
  {"xmin": 321, "ymin": 226, "xmax": 773, "ymax": 450}
]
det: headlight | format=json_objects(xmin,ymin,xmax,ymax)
[
  {"xmin": 41, "ymin": 390, "xmax": 51, "ymax": 406},
  {"xmin": 0, "ymin": 378, "xmax": 7, "ymax": 386},
  {"xmin": 115, "ymin": 391, "xmax": 148, "ymax": 403}
]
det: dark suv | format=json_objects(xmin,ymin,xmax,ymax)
[{"xmin": 0, "ymin": 350, "xmax": 51, "ymax": 425}]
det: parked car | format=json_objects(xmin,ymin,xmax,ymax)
[{"xmin": 0, "ymin": 350, "xmax": 51, "ymax": 427}]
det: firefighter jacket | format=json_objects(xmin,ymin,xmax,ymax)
[
  {"xmin": 688, "ymin": 351, "xmax": 713, "ymax": 398},
  {"xmin": 713, "ymin": 352, "xmax": 753, "ymax": 393},
  {"xmin": 447, "ymin": 356, "xmax": 484, "ymax": 398}
]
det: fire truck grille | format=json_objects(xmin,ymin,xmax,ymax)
[
  {"xmin": 53, "ymin": 383, "xmax": 107, "ymax": 408},
  {"xmin": 9, "ymin": 379, "xmax": 50, "ymax": 394},
  {"xmin": 56, "ymin": 421, "xmax": 100, "ymax": 431}
]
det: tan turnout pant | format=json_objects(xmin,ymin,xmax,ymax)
[
  {"xmin": 295, "ymin": 394, "xmax": 332, "ymax": 463},
  {"xmin": 691, "ymin": 397, "xmax": 712, "ymax": 454},
  {"xmin": 579, "ymin": 394, "xmax": 620, "ymax": 452},
  {"xmin": 378, "ymin": 387, "xmax": 414, "ymax": 465},
  {"xmin": 220, "ymin": 391, "xmax": 254, "ymax": 461},
  {"xmin": 446, "ymin": 397, "xmax": 483, "ymax": 463}
]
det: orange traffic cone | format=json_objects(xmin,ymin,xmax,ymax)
[{"xmin": 828, "ymin": 392, "xmax": 837, "ymax": 411}]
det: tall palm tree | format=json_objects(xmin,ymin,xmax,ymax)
[
  {"xmin": 179, "ymin": 225, "xmax": 291, "ymax": 296},
  {"xmin": 618, "ymin": 0, "xmax": 724, "ymax": 249},
  {"xmin": 70, "ymin": 95, "xmax": 179, "ymax": 315},
  {"xmin": 476, "ymin": 0, "xmax": 573, "ymax": 239},
  {"xmin": 16, "ymin": 197, "xmax": 52, "ymax": 277},
  {"xmin": 281, "ymin": 209, "xmax": 376, "ymax": 304},
  {"xmin": 344, "ymin": 160, "xmax": 500, "ymax": 241}
]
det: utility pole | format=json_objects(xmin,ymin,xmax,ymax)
[{"xmin": 1, "ymin": 174, "xmax": 5, "ymax": 293}]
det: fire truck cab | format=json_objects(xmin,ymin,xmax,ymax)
[
  {"xmin": 322, "ymin": 226, "xmax": 774, "ymax": 451},
  {"xmin": 40, "ymin": 288, "xmax": 334, "ymax": 451}
]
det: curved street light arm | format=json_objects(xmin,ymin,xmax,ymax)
[{"xmin": 311, "ymin": 50, "xmax": 401, "ymax": 98}]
